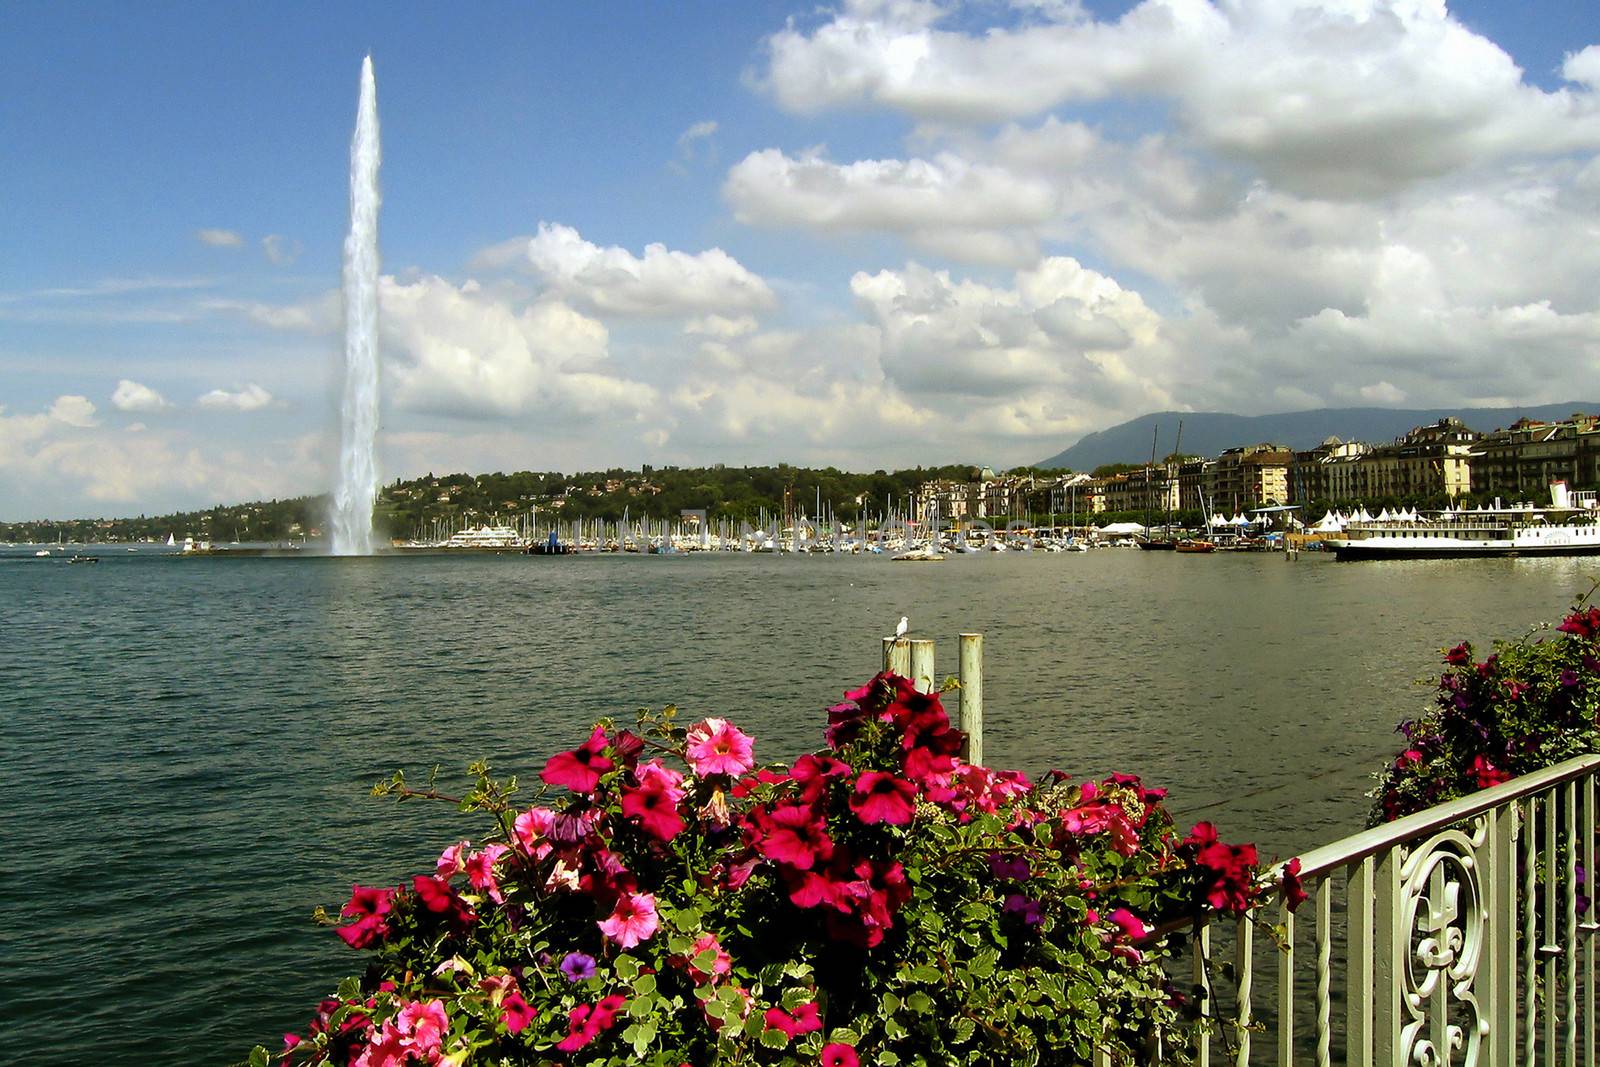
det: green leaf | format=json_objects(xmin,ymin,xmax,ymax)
[
  {"xmin": 760, "ymin": 1028, "xmax": 790, "ymax": 1049},
  {"xmin": 246, "ymin": 1048, "xmax": 270, "ymax": 1067},
  {"xmin": 632, "ymin": 973, "xmax": 657, "ymax": 996}
]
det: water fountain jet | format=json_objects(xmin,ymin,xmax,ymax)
[{"xmin": 330, "ymin": 54, "xmax": 381, "ymax": 555}]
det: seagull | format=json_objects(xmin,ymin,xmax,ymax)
[{"xmin": 895, "ymin": 616, "xmax": 909, "ymax": 639}]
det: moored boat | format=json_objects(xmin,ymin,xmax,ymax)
[{"xmin": 1331, "ymin": 482, "xmax": 1600, "ymax": 561}]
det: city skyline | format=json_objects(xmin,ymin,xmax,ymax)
[{"xmin": 4, "ymin": 1, "xmax": 1599, "ymax": 520}]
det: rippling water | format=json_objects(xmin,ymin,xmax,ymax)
[{"xmin": 4, "ymin": 548, "xmax": 1596, "ymax": 1063}]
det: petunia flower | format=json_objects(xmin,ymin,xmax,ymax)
[
  {"xmin": 559, "ymin": 952, "xmax": 597, "ymax": 983},
  {"xmin": 685, "ymin": 718, "xmax": 756, "ymax": 777},
  {"xmin": 501, "ymin": 990, "xmax": 536, "ymax": 1034},
  {"xmin": 753, "ymin": 803, "xmax": 834, "ymax": 870},
  {"xmin": 541, "ymin": 726, "xmax": 615, "ymax": 793},
  {"xmin": 598, "ymin": 891, "xmax": 659, "ymax": 948},
  {"xmin": 821, "ymin": 1042, "xmax": 861, "ymax": 1067},
  {"xmin": 849, "ymin": 771, "xmax": 917, "ymax": 825}
]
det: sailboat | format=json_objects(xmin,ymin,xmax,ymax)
[{"xmin": 1138, "ymin": 423, "xmax": 1178, "ymax": 550}]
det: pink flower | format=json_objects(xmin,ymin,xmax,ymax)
[
  {"xmin": 541, "ymin": 726, "xmax": 615, "ymax": 793},
  {"xmin": 622, "ymin": 761, "xmax": 688, "ymax": 840},
  {"xmin": 1444, "ymin": 642, "xmax": 1472, "ymax": 665},
  {"xmin": 513, "ymin": 806, "xmax": 556, "ymax": 858},
  {"xmin": 501, "ymin": 990, "xmax": 536, "ymax": 1034},
  {"xmin": 1107, "ymin": 907, "xmax": 1149, "ymax": 940},
  {"xmin": 336, "ymin": 885, "xmax": 394, "ymax": 949},
  {"xmin": 849, "ymin": 771, "xmax": 917, "ymax": 825},
  {"xmin": 395, "ymin": 999, "xmax": 448, "ymax": 1057},
  {"xmin": 821, "ymin": 1042, "xmax": 860, "ymax": 1067},
  {"xmin": 764, "ymin": 1000, "xmax": 822, "ymax": 1038},
  {"xmin": 685, "ymin": 718, "xmax": 755, "ymax": 777},
  {"xmin": 435, "ymin": 842, "xmax": 466, "ymax": 879},
  {"xmin": 464, "ymin": 844, "xmax": 508, "ymax": 903},
  {"xmin": 753, "ymin": 803, "xmax": 834, "ymax": 870},
  {"xmin": 598, "ymin": 891, "xmax": 659, "ymax": 948}
]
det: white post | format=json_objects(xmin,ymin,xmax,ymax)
[
  {"xmin": 959, "ymin": 632, "xmax": 983, "ymax": 766},
  {"xmin": 882, "ymin": 636, "xmax": 911, "ymax": 678},
  {"xmin": 909, "ymin": 638, "xmax": 935, "ymax": 694}
]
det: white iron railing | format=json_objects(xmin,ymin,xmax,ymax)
[{"xmin": 1118, "ymin": 752, "xmax": 1600, "ymax": 1067}]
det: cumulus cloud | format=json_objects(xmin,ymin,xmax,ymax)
[
  {"xmin": 111, "ymin": 379, "xmax": 170, "ymax": 413},
  {"xmin": 524, "ymin": 223, "xmax": 776, "ymax": 316},
  {"xmin": 49, "ymin": 395, "xmax": 99, "ymax": 427},
  {"xmin": 725, "ymin": 147, "xmax": 1056, "ymax": 263},
  {"xmin": 197, "ymin": 384, "xmax": 274, "ymax": 412},
  {"xmin": 759, "ymin": 0, "xmax": 1600, "ymax": 197},
  {"xmin": 196, "ymin": 228, "xmax": 244, "ymax": 248},
  {"xmin": 262, "ymin": 234, "xmax": 304, "ymax": 266},
  {"xmin": 380, "ymin": 274, "xmax": 658, "ymax": 420}
]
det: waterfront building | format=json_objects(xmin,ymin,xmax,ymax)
[
  {"xmin": 1351, "ymin": 418, "xmax": 1477, "ymax": 501},
  {"xmin": 1175, "ymin": 458, "xmax": 1213, "ymax": 511},
  {"xmin": 1291, "ymin": 438, "xmax": 1370, "ymax": 504},
  {"xmin": 1470, "ymin": 414, "xmax": 1600, "ymax": 499},
  {"xmin": 1205, "ymin": 444, "xmax": 1292, "ymax": 511},
  {"xmin": 1096, "ymin": 468, "xmax": 1178, "ymax": 515}
]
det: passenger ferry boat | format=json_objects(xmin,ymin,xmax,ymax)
[
  {"xmin": 439, "ymin": 524, "xmax": 525, "ymax": 550},
  {"xmin": 1331, "ymin": 483, "xmax": 1600, "ymax": 561}
]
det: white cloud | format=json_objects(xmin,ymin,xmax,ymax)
[
  {"xmin": 197, "ymin": 384, "xmax": 274, "ymax": 412},
  {"xmin": 262, "ymin": 234, "xmax": 304, "ymax": 266},
  {"xmin": 725, "ymin": 147, "xmax": 1056, "ymax": 263},
  {"xmin": 524, "ymin": 222, "xmax": 776, "ymax": 316},
  {"xmin": 1565, "ymin": 45, "xmax": 1600, "ymax": 90},
  {"xmin": 49, "ymin": 395, "xmax": 98, "ymax": 427},
  {"xmin": 760, "ymin": 0, "xmax": 1600, "ymax": 198},
  {"xmin": 684, "ymin": 313, "xmax": 760, "ymax": 339},
  {"xmin": 196, "ymin": 228, "xmax": 244, "ymax": 248},
  {"xmin": 1358, "ymin": 381, "xmax": 1407, "ymax": 405},
  {"xmin": 380, "ymin": 274, "xmax": 658, "ymax": 420},
  {"xmin": 111, "ymin": 379, "xmax": 170, "ymax": 413}
]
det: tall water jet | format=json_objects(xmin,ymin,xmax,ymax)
[{"xmin": 331, "ymin": 54, "xmax": 381, "ymax": 555}]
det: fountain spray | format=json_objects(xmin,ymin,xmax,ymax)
[{"xmin": 331, "ymin": 54, "xmax": 381, "ymax": 555}]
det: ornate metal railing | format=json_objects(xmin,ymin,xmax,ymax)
[{"xmin": 1114, "ymin": 752, "xmax": 1600, "ymax": 1066}]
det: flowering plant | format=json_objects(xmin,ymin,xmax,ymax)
[
  {"xmin": 1373, "ymin": 596, "xmax": 1600, "ymax": 824},
  {"xmin": 251, "ymin": 673, "xmax": 1269, "ymax": 1066}
]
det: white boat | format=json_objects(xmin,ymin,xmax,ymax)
[
  {"xmin": 440, "ymin": 524, "xmax": 525, "ymax": 550},
  {"xmin": 34, "ymin": 549, "xmax": 50, "ymax": 557},
  {"xmin": 1331, "ymin": 483, "xmax": 1600, "ymax": 561}
]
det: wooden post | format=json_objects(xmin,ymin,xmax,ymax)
[
  {"xmin": 959, "ymin": 632, "xmax": 983, "ymax": 766},
  {"xmin": 909, "ymin": 639, "xmax": 935, "ymax": 694},
  {"xmin": 882, "ymin": 636, "xmax": 911, "ymax": 677}
]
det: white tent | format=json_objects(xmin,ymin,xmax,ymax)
[
  {"xmin": 1354, "ymin": 507, "xmax": 1374, "ymax": 523},
  {"xmin": 1376, "ymin": 507, "xmax": 1392, "ymax": 521},
  {"xmin": 1231, "ymin": 513, "xmax": 1250, "ymax": 526},
  {"xmin": 1311, "ymin": 510, "xmax": 1345, "ymax": 532},
  {"xmin": 1097, "ymin": 521, "xmax": 1147, "ymax": 536}
]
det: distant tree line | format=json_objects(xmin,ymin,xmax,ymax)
[{"xmin": 2, "ymin": 463, "xmax": 1060, "ymax": 543}]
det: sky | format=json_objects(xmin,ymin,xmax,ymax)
[{"xmin": 2, "ymin": 0, "xmax": 1598, "ymax": 520}]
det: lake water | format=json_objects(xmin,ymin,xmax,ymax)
[{"xmin": 4, "ymin": 547, "xmax": 1597, "ymax": 1064}]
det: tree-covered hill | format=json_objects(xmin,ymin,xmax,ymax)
[{"xmin": 1, "ymin": 463, "xmax": 1012, "ymax": 544}]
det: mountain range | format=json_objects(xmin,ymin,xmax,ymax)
[{"xmin": 1037, "ymin": 403, "xmax": 1600, "ymax": 472}]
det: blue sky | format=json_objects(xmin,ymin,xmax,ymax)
[{"xmin": 2, "ymin": 0, "xmax": 1598, "ymax": 519}]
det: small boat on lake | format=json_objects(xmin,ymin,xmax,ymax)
[{"xmin": 1175, "ymin": 539, "xmax": 1216, "ymax": 553}]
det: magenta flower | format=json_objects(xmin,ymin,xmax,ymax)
[
  {"xmin": 336, "ymin": 885, "xmax": 394, "ymax": 949},
  {"xmin": 821, "ymin": 1042, "xmax": 861, "ymax": 1067},
  {"xmin": 559, "ymin": 951, "xmax": 597, "ymax": 982},
  {"xmin": 849, "ymin": 771, "xmax": 918, "ymax": 825},
  {"xmin": 1003, "ymin": 893, "xmax": 1045, "ymax": 926},
  {"xmin": 501, "ymin": 989, "xmax": 536, "ymax": 1034},
  {"xmin": 683, "ymin": 931, "xmax": 731, "ymax": 983},
  {"xmin": 541, "ymin": 726, "xmax": 615, "ymax": 793},
  {"xmin": 598, "ymin": 891, "xmax": 659, "ymax": 948},
  {"xmin": 685, "ymin": 718, "xmax": 755, "ymax": 777},
  {"xmin": 1107, "ymin": 907, "xmax": 1150, "ymax": 940},
  {"xmin": 764, "ymin": 1000, "xmax": 822, "ymax": 1038},
  {"xmin": 435, "ymin": 841, "xmax": 466, "ymax": 879},
  {"xmin": 622, "ymin": 761, "xmax": 687, "ymax": 841},
  {"xmin": 753, "ymin": 803, "xmax": 834, "ymax": 870}
]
